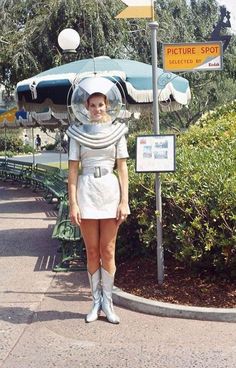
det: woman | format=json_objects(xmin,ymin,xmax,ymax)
[{"xmin": 67, "ymin": 90, "xmax": 129, "ymax": 324}]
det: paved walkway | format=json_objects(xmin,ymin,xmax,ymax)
[
  {"xmin": 0, "ymin": 182, "xmax": 236, "ymax": 368},
  {"xmin": 11, "ymin": 151, "xmax": 68, "ymax": 165}
]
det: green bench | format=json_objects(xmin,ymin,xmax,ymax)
[
  {"xmin": 0, "ymin": 158, "xmax": 6, "ymax": 178},
  {"xmin": 31, "ymin": 163, "xmax": 48, "ymax": 191},
  {"xmin": 45, "ymin": 170, "xmax": 68, "ymax": 203},
  {"xmin": 31, "ymin": 163, "xmax": 67, "ymax": 203},
  {"xmin": 52, "ymin": 197, "xmax": 86, "ymax": 272},
  {"xmin": 1, "ymin": 159, "xmax": 33, "ymax": 185}
]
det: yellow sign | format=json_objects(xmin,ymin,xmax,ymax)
[
  {"xmin": 116, "ymin": 0, "xmax": 154, "ymax": 19},
  {"xmin": 163, "ymin": 42, "xmax": 223, "ymax": 72}
]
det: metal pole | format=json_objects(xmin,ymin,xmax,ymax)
[
  {"xmin": 4, "ymin": 126, "xmax": 7, "ymax": 161},
  {"xmin": 149, "ymin": 21, "xmax": 164, "ymax": 284},
  {"xmin": 32, "ymin": 127, "xmax": 35, "ymax": 165},
  {"xmin": 59, "ymin": 130, "xmax": 62, "ymax": 170}
]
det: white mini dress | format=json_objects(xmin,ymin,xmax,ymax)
[{"xmin": 69, "ymin": 129, "xmax": 129, "ymax": 219}]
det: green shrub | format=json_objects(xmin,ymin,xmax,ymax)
[
  {"xmin": 44, "ymin": 143, "xmax": 56, "ymax": 150},
  {"xmin": 0, "ymin": 150, "xmax": 14, "ymax": 157},
  {"xmin": 22, "ymin": 144, "xmax": 34, "ymax": 154},
  {"xmin": 118, "ymin": 102, "xmax": 236, "ymax": 278},
  {"xmin": 0, "ymin": 135, "xmax": 24, "ymax": 153}
]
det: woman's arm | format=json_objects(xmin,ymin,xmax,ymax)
[
  {"xmin": 68, "ymin": 160, "xmax": 81, "ymax": 226},
  {"xmin": 116, "ymin": 158, "xmax": 129, "ymax": 224}
]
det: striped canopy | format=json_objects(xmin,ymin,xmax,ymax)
[{"xmin": 16, "ymin": 57, "xmax": 191, "ymax": 116}]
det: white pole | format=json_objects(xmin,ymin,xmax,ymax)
[
  {"xmin": 59, "ymin": 130, "xmax": 62, "ymax": 170},
  {"xmin": 4, "ymin": 126, "xmax": 7, "ymax": 161},
  {"xmin": 32, "ymin": 127, "xmax": 35, "ymax": 165},
  {"xmin": 149, "ymin": 21, "xmax": 164, "ymax": 284}
]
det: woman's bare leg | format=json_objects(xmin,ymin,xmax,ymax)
[
  {"xmin": 79, "ymin": 219, "xmax": 102, "ymax": 322},
  {"xmin": 99, "ymin": 219, "xmax": 119, "ymax": 274},
  {"xmin": 79, "ymin": 219, "xmax": 100, "ymax": 274},
  {"xmin": 99, "ymin": 218, "xmax": 120, "ymax": 324}
]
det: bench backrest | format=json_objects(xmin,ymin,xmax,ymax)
[
  {"xmin": 35, "ymin": 163, "xmax": 60, "ymax": 175},
  {"xmin": 6, "ymin": 159, "xmax": 33, "ymax": 171},
  {"xmin": 0, "ymin": 158, "xmax": 6, "ymax": 166}
]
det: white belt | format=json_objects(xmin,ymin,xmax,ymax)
[{"xmin": 82, "ymin": 166, "xmax": 113, "ymax": 178}]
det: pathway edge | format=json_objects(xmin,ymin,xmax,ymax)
[{"xmin": 113, "ymin": 286, "xmax": 236, "ymax": 323}]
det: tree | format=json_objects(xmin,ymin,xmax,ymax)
[{"xmin": 0, "ymin": 0, "xmax": 128, "ymax": 86}]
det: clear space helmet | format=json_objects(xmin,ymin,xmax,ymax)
[{"xmin": 69, "ymin": 76, "xmax": 123, "ymax": 124}]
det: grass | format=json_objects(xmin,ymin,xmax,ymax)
[{"xmin": 47, "ymin": 161, "xmax": 68, "ymax": 170}]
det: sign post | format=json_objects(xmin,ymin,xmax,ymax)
[
  {"xmin": 149, "ymin": 21, "xmax": 164, "ymax": 284},
  {"xmin": 116, "ymin": 0, "xmax": 164, "ymax": 284}
]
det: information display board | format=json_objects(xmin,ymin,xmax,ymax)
[{"xmin": 136, "ymin": 135, "xmax": 176, "ymax": 172}]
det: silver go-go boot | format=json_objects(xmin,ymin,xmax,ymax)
[
  {"xmin": 86, "ymin": 268, "xmax": 102, "ymax": 323},
  {"xmin": 101, "ymin": 267, "xmax": 120, "ymax": 324}
]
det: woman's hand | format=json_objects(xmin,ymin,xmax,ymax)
[
  {"xmin": 116, "ymin": 201, "xmax": 129, "ymax": 226},
  {"xmin": 116, "ymin": 158, "xmax": 129, "ymax": 226},
  {"xmin": 70, "ymin": 203, "xmax": 81, "ymax": 226}
]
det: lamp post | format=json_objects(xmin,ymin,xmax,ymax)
[{"xmin": 57, "ymin": 29, "xmax": 80, "ymax": 170}]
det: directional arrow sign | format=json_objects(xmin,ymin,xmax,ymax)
[{"xmin": 116, "ymin": 0, "xmax": 154, "ymax": 19}]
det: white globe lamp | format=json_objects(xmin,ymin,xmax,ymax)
[{"xmin": 58, "ymin": 28, "xmax": 80, "ymax": 53}]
